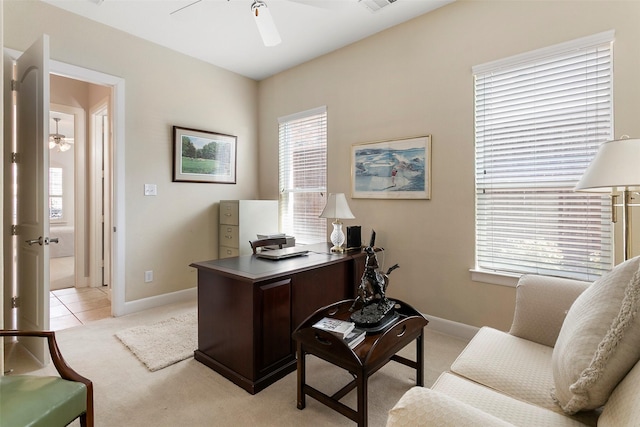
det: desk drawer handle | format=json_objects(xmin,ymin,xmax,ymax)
[
  {"xmin": 396, "ymin": 325, "xmax": 407, "ymax": 338},
  {"xmin": 314, "ymin": 333, "xmax": 332, "ymax": 346},
  {"xmin": 225, "ymin": 235, "xmax": 233, "ymax": 239}
]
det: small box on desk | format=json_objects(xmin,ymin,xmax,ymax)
[{"xmin": 346, "ymin": 226, "xmax": 362, "ymax": 250}]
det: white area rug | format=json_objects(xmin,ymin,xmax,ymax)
[{"xmin": 115, "ymin": 312, "xmax": 197, "ymax": 372}]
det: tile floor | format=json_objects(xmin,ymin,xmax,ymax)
[{"xmin": 50, "ymin": 287, "xmax": 111, "ymax": 331}]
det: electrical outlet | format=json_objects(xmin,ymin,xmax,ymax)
[
  {"xmin": 144, "ymin": 184, "xmax": 157, "ymax": 196},
  {"xmin": 144, "ymin": 270, "xmax": 153, "ymax": 283}
]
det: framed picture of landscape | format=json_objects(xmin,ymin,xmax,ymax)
[
  {"xmin": 173, "ymin": 126, "xmax": 237, "ymax": 184},
  {"xmin": 351, "ymin": 135, "xmax": 431, "ymax": 199}
]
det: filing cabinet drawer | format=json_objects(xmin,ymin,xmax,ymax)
[
  {"xmin": 220, "ymin": 224, "xmax": 239, "ymax": 248},
  {"xmin": 219, "ymin": 246, "xmax": 239, "ymax": 259},
  {"xmin": 220, "ymin": 201, "xmax": 239, "ymax": 225}
]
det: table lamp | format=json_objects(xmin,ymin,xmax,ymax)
[
  {"xmin": 319, "ymin": 193, "xmax": 355, "ymax": 252},
  {"xmin": 575, "ymin": 137, "xmax": 640, "ymax": 260}
]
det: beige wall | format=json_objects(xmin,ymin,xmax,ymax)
[
  {"xmin": 3, "ymin": 1, "xmax": 260, "ymax": 302},
  {"xmin": 4, "ymin": 0, "xmax": 640, "ymax": 330},
  {"xmin": 258, "ymin": 1, "xmax": 640, "ymax": 330}
]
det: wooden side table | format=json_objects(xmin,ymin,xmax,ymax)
[{"xmin": 292, "ymin": 299, "xmax": 429, "ymax": 427}]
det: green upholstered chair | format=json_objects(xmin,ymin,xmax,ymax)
[{"xmin": 0, "ymin": 330, "xmax": 94, "ymax": 427}]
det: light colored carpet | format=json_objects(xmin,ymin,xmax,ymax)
[
  {"xmin": 115, "ymin": 312, "xmax": 197, "ymax": 371},
  {"xmin": 4, "ymin": 299, "xmax": 470, "ymax": 427}
]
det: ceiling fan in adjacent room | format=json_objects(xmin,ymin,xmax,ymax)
[{"xmin": 49, "ymin": 118, "xmax": 73, "ymax": 152}]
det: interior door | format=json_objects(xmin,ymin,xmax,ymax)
[{"xmin": 14, "ymin": 34, "xmax": 51, "ymax": 363}]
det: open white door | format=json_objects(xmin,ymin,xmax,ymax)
[{"xmin": 13, "ymin": 34, "xmax": 51, "ymax": 363}]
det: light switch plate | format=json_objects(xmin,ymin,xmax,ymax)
[{"xmin": 144, "ymin": 184, "xmax": 157, "ymax": 196}]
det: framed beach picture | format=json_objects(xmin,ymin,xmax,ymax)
[
  {"xmin": 351, "ymin": 135, "xmax": 431, "ymax": 199},
  {"xmin": 173, "ymin": 126, "xmax": 237, "ymax": 184}
]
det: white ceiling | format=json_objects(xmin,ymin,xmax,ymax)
[{"xmin": 41, "ymin": 0, "xmax": 453, "ymax": 81}]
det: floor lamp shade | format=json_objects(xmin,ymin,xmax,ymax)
[
  {"xmin": 575, "ymin": 137, "xmax": 640, "ymax": 260},
  {"xmin": 575, "ymin": 138, "xmax": 640, "ymax": 191},
  {"xmin": 319, "ymin": 193, "xmax": 355, "ymax": 252}
]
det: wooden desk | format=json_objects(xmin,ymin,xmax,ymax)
[{"xmin": 190, "ymin": 243, "xmax": 365, "ymax": 394}]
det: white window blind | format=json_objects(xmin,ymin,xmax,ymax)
[
  {"xmin": 279, "ymin": 106, "xmax": 327, "ymax": 244},
  {"xmin": 474, "ymin": 31, "xmax": 614, "ymax": 281}
]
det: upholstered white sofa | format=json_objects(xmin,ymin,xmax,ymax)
[{"xmin": 387, "ymin": 257, "xmax": 640, "ymax": 426}]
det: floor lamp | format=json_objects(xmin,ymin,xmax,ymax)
[{"xmin": 575, "ymin": 137, "xmax": 640, "ymax": 261}]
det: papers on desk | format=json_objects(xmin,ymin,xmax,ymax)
[{"xmin": 255, "ymin": 247, "xmax": 308, "ymax": 260}]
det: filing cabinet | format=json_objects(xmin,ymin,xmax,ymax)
[{"xmin": 219, "ymin": 200, "xmax": 279, "ymax": 258}]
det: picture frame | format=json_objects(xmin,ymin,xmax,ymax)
[
  {"xmin": 351, "ymin": 135, "xmax": 431, "ymax": 199},
  {"xmin": 172, "ymin": 126, "xmax": 237, "ymax": 184}
]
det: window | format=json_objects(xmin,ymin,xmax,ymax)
[
  {"xmin": 474, "ymin": 31, "xmax": 614, "ymax": 281},
  {"xmin": 49, "ymin": 167, "xmax": 63, "ymax": 220},
  {"xmin": 279, "ymin": 106, "xmax": 327, "ymax": 244}
]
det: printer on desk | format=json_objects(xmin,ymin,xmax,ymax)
[{"xmin": 257, "ymin": 233, "xmax": 295, "ymax": 249}]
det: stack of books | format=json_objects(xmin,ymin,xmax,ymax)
[{"xmin": 312, "ymin": 317, "xmax": 366, "ymax": 349}]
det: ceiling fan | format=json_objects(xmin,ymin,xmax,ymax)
[
  {"xmin": 170, "ymin": 0, "xmax": 351, "ymax": 47},
  {"xmin": 49, "ymin": 117, "xmax": 73, "ymax": 152},
  {"xmin": 171, "ymin": 0, "xmax": 282, "ymax": 46}
]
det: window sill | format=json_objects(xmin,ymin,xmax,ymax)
[{"xmin": 469, "ymin": 269, "xmax": 521, "ymax": 288}]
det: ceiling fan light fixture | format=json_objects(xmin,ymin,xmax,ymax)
[
  {"xmin": 49, "ymin": 117, "xmax": 72, "ymax": 152},
  {"xmin": 251, "ymin": 0, "xmax": 281, "ymax": 47}
]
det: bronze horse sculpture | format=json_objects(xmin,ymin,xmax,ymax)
[{"xmin": 355, "ymin": 246, "xmax": 399, "ymax": 305}]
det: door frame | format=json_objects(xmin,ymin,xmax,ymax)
[
  {"xmin": 89, "ymin": 99, "xmax": 111, "ymax": 290},
  {"xmin": 51, "ymin": 61, "xmax": 125, "ymax": 316},
  {"xmin": 5, "ymin": 47, "xmax": 126, "ymax": 317},
  {"xmin": 49, "ymin": 103, "xmax": 87, "ymax": 288}
]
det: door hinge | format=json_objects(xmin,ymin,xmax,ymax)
[
  {"xmin": 11, "ymin": 79, "xmax": 18, "ymax": 92},
  {"xmin": 11, "ymin": 152, "xmax": 19, "ymax": 164},
  {"xmin": 11, "ymin": 296, "xmax": 20, "ymax": 308},
  {"xmin": 11, "ymin": 224, "xmax": 18, "ymax": 236}
]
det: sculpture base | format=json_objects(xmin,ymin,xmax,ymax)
[{"xmin": 350, "ymin": 299, "xmax": 398, "ymax": 333}]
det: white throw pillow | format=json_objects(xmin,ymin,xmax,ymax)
[{"xmin": 551, "ymin": 256, "xmax": 640, "ymax": 414}]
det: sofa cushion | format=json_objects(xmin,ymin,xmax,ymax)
[
  {"xmin": 551, "ymin": 256, "xmax": 640, "ymax": 414},
  {"xmin": 386, "ymin": 385, "xmax": 516, "ymax": 427},
  {"xmin": 431, "ymin": 373, "xmax": 591, "ymax": 427},
  {"xmin": 450, "ymin": 327, "xmax": 558, "ymax": 412},
  {"xmin": 509, "ymin": 274, "xmax": 590, "ymax": 347},
  {"xmin": 598, "ymin": 359, "xmax": 640, "ymax": 427}
]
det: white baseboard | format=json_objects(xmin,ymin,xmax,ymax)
[
  {"xmin": 423, "ymin": 313, "xmax": 479, "ymax": 341},
  {"xmin": 118, "ymin": 287, "xmax": 197, "ymax": 316}
]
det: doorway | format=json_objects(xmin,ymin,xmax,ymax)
[{"xmin": 48, "ymin": 77, "xmax": 112, "ymax": 331}]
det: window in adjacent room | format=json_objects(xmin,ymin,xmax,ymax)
[
  {"xmin": 278, "ymin": 106, "xmax": 327, "ymax": 244},
  {"xmin": 49, "ymin": 166, "xmax": 63, "ymax": 220},
  {"xmin": 474, "ymin": 31, "xmax": 614, "ymax": 282}
]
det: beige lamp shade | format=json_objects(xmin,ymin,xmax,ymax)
[
  {"xmin": 319, "ymin": 193, "xmax": 355, "ymax": 220},
  {"xmin": 575, "ymin": 138, "xmax": 640, "ymax": 192}
]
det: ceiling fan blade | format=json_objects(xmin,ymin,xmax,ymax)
[
  {"xmin": 251, "ymin": 1, "xmax": 281, "ymax": 47},
  {"xmin": 286, "ymin": 0, "xmax": 351, "ymax": 10},
  {"xmin": 170, "ymin": 0, "xmax": 203, "ymax": 16}
]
